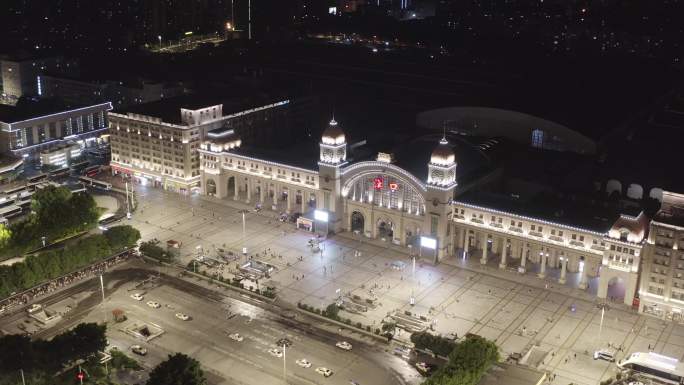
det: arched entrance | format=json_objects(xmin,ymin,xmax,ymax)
[
  {"xmin": 206, "ymin": 179, "xmax": 217, "ymax": 196},
  {"xmin": 607, "ymin": 276, "xmax": 626, "ymax": 302},
  {"xmin": 227, "ymin": 176, "xmax": 235, "ymax": 197},
  {"xmin": 377, "ymin": 218, "xmax": 394, "ymax": 239},
  {"xmin": 351, "ymin": 211, "xmax": 365, "ymax": 233}
]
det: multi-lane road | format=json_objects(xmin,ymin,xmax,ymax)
[{"xmin": 0, "ymin": 260, "xmax": 421, "ymax": 385}]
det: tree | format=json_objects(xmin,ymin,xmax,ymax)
[
  {"xmin": 70, "ymin": 323, "xmax": 107, "ymax": 360},
  {"xmin": 104, "ymin": 225, "xmax": 141, "ymax": 251},
  {"xmin": 140, "ymin": 240, "xmax": 169, "ymax": 261},
  {"xmin": 147, "ymin": 353, "xmax": 207, "ymax": 385},
  {"xmin": 0, "ymin": 224, "xmax": 11, "ymax": 249},
  {"xmin": 325, "ymin": 303, "xmax": 340, "ymax": 320},
  {"xmin": 0, "ymin": 334, "xmax": 35, "ymax": 373}
]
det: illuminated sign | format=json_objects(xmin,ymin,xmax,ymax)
[
  {"xmin": 373, "ymin": 177, "xmax": 383, "ymax": 190},
  {"xmin": 420, "ymin": 236, "xmax": 437, "ymax": 249},
  {"xmin": 314, "ymin": 210, "xmax": 329, "ymax": 222},
  {"xmin": 389, "ymin": 182, "xmax": 398, "ymax": 191}
]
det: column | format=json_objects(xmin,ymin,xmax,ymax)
[
  {"xmin": 286, "ymin": 190, "xmax": 292, "ymax": 213},
  {"xmin": 233, "ymin": 176, "xmax": 239, "ymax": 200},
  {"xmin": 559, "ymin": 257, "xmax": 567, "ymax": 284},
  {"xmin": 459, "ymin": 227, "xmax": 466, "ymax": 249},
  {"xmin": 519, "ymin": 243, "xmax": 528, "ymax": 273},
  {"xmin": 578, "ymin": 258, "xmax": 588, "ymax": 289},
  {"xmin": 301, "ymin": 191, "xmax": 306, "ymax": 213},
  {"xmin": 538, "ymin": 248, "xmax": 547, "ymax": 278},
  {"xmin": 463, "ymin": 231, "xmax": 470, "ymax": 259},
  {"xmin": 260, "ymin": 184, "xmax": 265, "ymax": 204},
  {"xmin": 499, "ymin": 239, "xmax": 508, "ymax": 269},
  {"xmin": 272, "ymin": 184, "xmax": 278, "ymax": 208},
  {"xmin": 245, "ymin": 179, "xmax": 251, "ymax": 204},
  {"xmin": 480, "ymin": 233, "xmax": 488, "ymax": 264}
]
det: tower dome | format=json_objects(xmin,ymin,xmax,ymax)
[
  {"xmin": 430, "ymin": 137, "xmax": 456, "ymax": 166},
  {"xmin": 321, "ymin": 118, "xmax": 346, "ymax": 145}
]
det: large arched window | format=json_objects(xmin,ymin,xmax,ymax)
[{"xmin": 346, "ymin": 174, "xmax": 425, "ymax": 216}]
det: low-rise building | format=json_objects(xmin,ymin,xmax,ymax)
[
  {"xmin": 39, "ymin": 142, "xmax": 81, "ymax": 168},
  {"xmin": 0, "ymin": 155, "xmax": 23, "ymax": 184},
  {"xmin": 0, "ymin": 99, "xmax": 112, "ymax": 160}
]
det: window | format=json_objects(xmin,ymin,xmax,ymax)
[
  {"xmin": 551, "ymin": 230, "xmax": 556, "ymax": 235},
  {"xmin": 531, "ymin": 225, "xmax": 536, "ymax": 231},
  {"xmin": 558, "ymin": 231, "xmax": 563, "ymax": 237},
  {"xmin": 517, "ymin": 222, "xmax": 522, "ymax": 227}
]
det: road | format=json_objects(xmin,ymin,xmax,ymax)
[{"xmin": 0, "ymin": 260, "xmax": 419, "ymax": 385}]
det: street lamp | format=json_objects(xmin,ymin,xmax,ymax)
[
  {"xmin": 157, "ymin": 35, "xmax": 162, "ymax": 50},
  {"xmin": 239, "ymin": 210, "xmax": 249, "ymax": 255},
  {"xmin": 597, "ymin": 303, "xmax": 609, "ymax": 342}
]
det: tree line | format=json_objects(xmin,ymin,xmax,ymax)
[
  {"xmin": 0, "ymin": 225, "xmax": 140, "ymax": 299},
  {"xmin": 419, "ymin": 334, "xmax": 499, "ymax": 385}
]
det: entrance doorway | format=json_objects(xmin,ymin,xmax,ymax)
[
  {"xmin": 351, "ymin": 211, "xmax": 365, "ymax": 233},
  {"xmin": 377, "ymin": 219, "xmax": 394, "ymax": 239},
  {"xmin": 607, "ymin": 276, "xmax": 626, "ymax": 301},
  {"xmin": 206, "ymin": 179, "xmax": 216, "ymax": 196}
]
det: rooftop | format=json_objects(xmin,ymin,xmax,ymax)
[
  {"xmin": 229, "ymin": 140, "xmax": 321, "ymax": 171},
  {"xmin": 455, "ymin": 190, "xmax": 640, "ymax": 234},
  {"xmin": 0, "ymin": 98, "xmax": 105, "ymax": 123}
]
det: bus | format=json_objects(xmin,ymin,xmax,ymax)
[
  {"xmin": 84, "ymin": 165, "xmax": 101, "ymax": 177},
  {"xmin": 0, "ymin": 204, "xmax": 23, "ymax": 219},
  {"xmin": 27, "ymin": 173, "xmax": 48, "ymax": 184},
  {"xmin": 78, "ymin": 176, "xmax": 112, "ymax": 190},
  {"xmin": 618, "ymin": 352, "xmax": 684, "ymax": 384}
]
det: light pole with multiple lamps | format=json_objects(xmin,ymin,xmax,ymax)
[{"xmin": 238, "ymin": 209, "xmax": 249, "ymax": 255}]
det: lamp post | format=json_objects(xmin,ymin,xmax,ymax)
[
  {"xmin": 157, "ymin": 35, "xmax": 162, "ymax": 50},
  {"xmin": 598, "ymin": 303, "xmax": 609, "ymax": 342},
  {"xmin": 239, "ymin": 210, "xmax": 248, "ymax": 255}
]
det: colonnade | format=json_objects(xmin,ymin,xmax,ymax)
[{"xmin": 456, "ymin": 226, "xmax": 596, "ymax": 289}]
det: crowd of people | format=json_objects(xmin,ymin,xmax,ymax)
[{"xmin": 0, "ymin": 251, "xmax": 133, "ymax": 315}]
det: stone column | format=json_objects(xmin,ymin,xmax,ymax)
[
  {"xmin": 559, "ymin": 257, "xmax": 568, "ymax": 284},
  {"xmin": 459, "ymin": 227, "xmax": 466, "ymax": 249},
  {"xmin": 301, "ymin": 191, "xmax": 306, "ymax": 213},
  {"xmin": 272, "ymin": 185, "xmax": 278, "ymax": 207},
  {"xmin": 480, "ymin": 233, "xmax": 488, "ymax": 264},
  {"xmin": 520, "ymin": 243, "xmax": 528, "ymax": 272},
  {"xmin": 578, "ymin": 258, "xmax": 588, "ymax": 289},
  {"xmin": 233, "ymin": 176, "xmax": 239, "ymax": 201},
  {"xmin": 499, "ymin": 239, "xmax": 508, "ymax": 269},
  {"xmin": 259, "ymin": 184, "xmax": 265, "ymax": 204},
  {"xmin": 246, "ymin": 179, "xmax": 251, "ymax": 204},
  {"xmin": 538, "ymin": 248, "xmax": 547, "ymax": 278},
  {"xmin": 286, "ymin": 190, "xmax": 292, "ymax": 213},
  {"xmin": 463, "ymin": 232, "xmax": 470, "ymax": 258}
]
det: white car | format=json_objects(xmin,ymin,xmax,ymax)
[
  {"xmin": 130, "ymin": 293, "xmax": 144, "ymax": 301},
  {"xmin": 146, "ymin": 301, "xmax": 161, "ymax": 308},
  {"xmin": 335, "ymin": 341, "xmax": 352, "ymax": 351},
  {"xmin": 415, "ymin": 362, "xmax": 431, "ymax": 374},
  {"xmin": 268, "ymin": 348, "xmax": 283, "ymax": 358},
  {"xmin": 315, "ymin": 367, "xmax": 333, "ymax": 377},
  {"xmin": 593, "ymin": 349, "xmax": 616, "ymax": 362},
  {"xmin": 27, "ymin": 304, "xmax": 42, "ymax": 314},
  {"xmin": 296, "ymin": 358, "xmax": 312, "ymax": 368},
  {"xmin": 175, "ymin": 313, "xmax": 190, "ymax": 321},
  {"xmin": 229, "ymin": 333, "xmax": 244, "ymax": 342},
  {"xmin": 131, "ymin": 345, "xmax": 147, "ymax": 356}
]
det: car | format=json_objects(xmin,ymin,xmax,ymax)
[
  {"xmin": 130, "ymin": 293, "xmax": 144, "ymax": 301},
  {"xmin": 315, "ymin": 367, "xmax": 333, "ymax": 377},
  {"xmin": 296, "ymin": 358, "xmax": 312, "ymax": 368},
  {"xmin": 268, "ymin": 348, "xmax": 283, "ymax": 358},
  {"xmin": 175, "ymin": 313, "xmax": 190, "ymax": 321},
  {"xmin": 415, "ymin": 362, "xmax": 431, "ymax": 374},
  {"xmin": 27, "ymin": 304, "xmax": 42, "ymax": 314},
  {"xmin": 229, "ymin": 333, "xmax": 244, "ymax": 342},
  {"xmin": 131, "ymin": 345, "xmax": 147, "ymax": 356},
  {"xmin": 335, "ymin": 341, "xmax": 352, "ymax": 351},
  {"xmin": 593, "ymin": 349, "xmax": 616, "ymax": 362},
  {"xmin": 146, "ymin": 301, "xmax": 161, "ymax": 308}
]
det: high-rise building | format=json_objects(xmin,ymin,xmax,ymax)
[{"xmin": 0, "ymin": 55, "xmax": 78, "ymax": 104}]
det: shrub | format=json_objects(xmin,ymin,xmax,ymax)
[{"xmin": 355, "ymin": 322, "xmax": 362, "ymax": 329}]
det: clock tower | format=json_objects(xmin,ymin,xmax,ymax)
[
  {"xmin": 318, "ymin": 118, "xmax": 347, "ymax": 234},
  {"xmin": 425, "ymin": 136, "xmax": 458, "ymax": 262}
]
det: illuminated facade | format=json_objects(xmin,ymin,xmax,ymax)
[
  {"xmin": 108, "ymin": 99, "xmax": 291, "ymax": 192},
  {"xmin": 198, "ymin": 118, "xmax": 653, "ymax": 305},
  {"xmin": 639, "ymin": 191, "xmax": 684, "ymax": 321}
]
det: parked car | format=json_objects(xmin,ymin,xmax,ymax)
[
  {"xmin": 146, "ymin": 301, "xmax": 161, "ymax": 308},
  {"xmin": 268, "ymin": 348, "xmax": 283, "ymax": 358},
  {"xmin": 130, "ymin": 293, "xmax": 144, "ymax": 301},
  {"xmin": 229, "ymin": 333, "xmax": 244, "ymax": 342}
]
